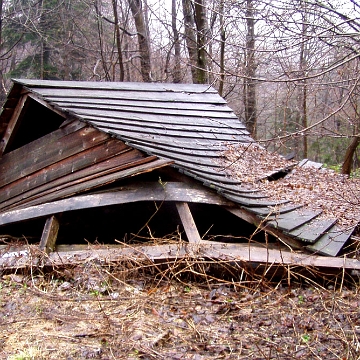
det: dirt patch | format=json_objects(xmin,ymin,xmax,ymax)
[{"xmin": 1, "ymin": 260, "xmax": 360, "ymax": 359}]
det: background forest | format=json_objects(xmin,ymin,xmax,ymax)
[{"xmin": 0, "ymin": 0, "xmax": 359, "ymax": 174}]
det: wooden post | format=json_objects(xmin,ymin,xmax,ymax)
[
  {"xmin": 176, "ymin": 202, "xmax": 202, "ymax": 243},
  {"xmin": 39, "ymin": 215, "xmax": 60, "ymax": 254}
]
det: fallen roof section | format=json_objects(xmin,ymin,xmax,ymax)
[{"xmin": 0, "ymin": 79, "xmax": 358, "ymax": 259}]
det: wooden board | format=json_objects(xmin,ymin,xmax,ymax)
[
  {"xmin": 176, "ymin": 202, "xmax": 202, "ymax": 243},
  {"xmin": 0, "ymin": 120, "xmax": 87, "ymax": 188},
  {"xmin": 39, "ymin": 215, "xmax": 60, "ymax": 254},
  {"xmin": 2, "ymin": 242, "xmax": 360, "ymax": 270},
  {"xmin": 306, "ymin": 226, "xmax": 355, "ymax": 256},
  {"xmin": 16, "ymin": 79, "xmax": 219, "ymax": 93},
  {"xmin": 0, "ymin": 139, "xmax": 130, "ymax": 209},
  {"xmin": 0, "ymin": 181, "xmax": 232, "ymax": 226},
  {"xmin": 7, "ymin": 155, "xmax": 164, "ymax": 211},
  {"xmin": 288, "ymin": 218, "xmax": 338, "ymax": 244},
  {"xmin": 267, "ymin": 210, "xmax": 322, "ymax": 232},
  {"xmin": 32, "ymin": 88, "xmax": 226, "ymax": 104},
  {"xmin": 52, "ymin": 100, "xmax": 238, "ymax": 119}
]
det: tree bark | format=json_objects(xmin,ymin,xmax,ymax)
[
  {"xmin": 112, "ymin": 0, "xmax": 125, "ymax": 81},
  {"xmin": 194, "ymin": 0, "xmax": 208, "ymax": 84},
  {"xmin": 171, "ymin": 0, "xmax": 181, "ymax": 83},
  {"xmin": 243, "ymin": 0, "xmax": 257, "ymax": 138},
  {"xmin": 342, "ymin": 135, "xmax": 360, "ymax": 175},
  {"xmin": 182, "ymin": 0, "xmax": 198, "ymax": 83},
  {"xmin": 128, "ymin": 0, "xmax": 152, "ymax": 82}
]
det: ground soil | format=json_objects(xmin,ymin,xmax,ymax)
[{"xmin": 1, "ymin": 260, "xmax": 360, "ymax": 360}]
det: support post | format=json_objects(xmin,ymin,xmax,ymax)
[
  {"xmin": 39, "ymin": 215, "xmax": 59, "ymax": 254},
  {"xmin": 176, "ymin": 202, "xmax": 202, "ymax": 243}
]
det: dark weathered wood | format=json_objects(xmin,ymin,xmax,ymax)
[
  {"xmin": 306, "ymin": 226, "xmax": 354, "ymax": 256},
  {"xmin": 53, "ymin": 100, "xmax": 238, "ymax": 119},
  {"xmin": 243, "ymin": 204, "xmax": 303, "ymax": 216},
  {"xmin": 14, "ymin": 79, "xmax": 219, "ymax": 93},
  {"xmin": 67, "ymin": 109, "xmax": 246, "ymax": 132},
  {"xmin": 0, "ymin": 95, "xmax": 28, "ymax": 156},
  {"xmin": 33, "ymin": 88, "xmax": 226, "ymax": 104},
  {"xmin": 47, "ymin": 97, "xmax": 231, "ymax": 112},
  {"xmin": 39, "ymin": 215, "xmax": 59, "ymax": 254},
  {"xmin": 0, "ymin": 180, "xmax": 232, "ymax": 226},
  {"xmin": 87, "ymin": 119, "xmax": 251, "ymax": 142},
  {"xmin": 267, "ymin": 210, "xmax": 323, "ymax": 232},
  {"xmin": 2, "ymin": 242, "xmax": 360, "ymax": 270},
  {"xmin": 176, "ymin": 202, "xmax": 202, "ymax": 243},
  {"xmin": 288, "ymin": 218, "xmax": 338, "ymax": 243},
  {"xmin": 223, "ymin": 193, "xmax": 289, "ymax": 208},
  {"xmin": 0, "ymin": 139, "xmax": 130, "ymax": 209},
  {"xmin": 5, "ymin": 151, "xmax": 156, "ymax": 210},
  {"xmin": 0, "ymin": 120, "xmax": 86, "ymax": 187}
]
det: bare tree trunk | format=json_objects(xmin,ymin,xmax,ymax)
[
  {"xmin": 218, "ymin": 0, "xmax": 225, "ymax": 96},
  {"xmin": 182, "ymin": 0, "xmax": 198, "ymax": 83},
  {"xmin": 194, "ymin": 0, "xmax": 208, "ymax": 84},
  {"xmin": 112, "ymin": 0, "xmax": 125, "ymax": 81},
  {"xmin": 299, "ymin": 1, "xmax": 308, "ymax": 158},
  {"xmin": 172, "ymin": 0, "xmax": 181, "ymax": 83},
  {"xmin": 342, "ymin": 135, "xmax": 360, "ymax": 175},
  {"xmin": 243, "ymin": 0, "xmax": 257, "ymax": 138},
  {"xmin": 128, "ymin": 0, "xmax": 152, "ymax": 82}
]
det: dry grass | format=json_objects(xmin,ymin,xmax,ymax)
[{"xmin": 1, "ymin": 255, "xmax": 360, "ymax": 360}]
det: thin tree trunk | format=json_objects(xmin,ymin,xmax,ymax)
[
  {"xmin": 112, "ymin": 0, "xmax": 125, "ymax": 81},
  {"xmin": 194, "ymin": 0, "xmax": 208, "ymax": 84},
  {"xmin": 218, "ymin": 0, "xmax": 225, "ymax": 96},
  {"xmin": 172, "ymin": 0, "xmax": 181, "ymax": 83},
  {"xmin": 182, "ymin": 0, "xmax": 198, "ymax": 83},
  {"xmin": 342, "ymin": 135, "xmax": 360, "ymax": 175},
  {"xmin": 128, "ymin": 0, "xmax": 152, "ymax": 82},
  {"xmin": 243, "ymin": 0, "xmax": 257, "ymax": 138}
]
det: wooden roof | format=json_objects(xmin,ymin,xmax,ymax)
[{"xmin": 0, "ymin": 79, "xmax": 357, "ymax": 257}]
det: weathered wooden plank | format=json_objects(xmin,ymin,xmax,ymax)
[
  {"xmin": 3, "ymin": 242, "xmax": 360, "ymax": 270},
  {"xmin": 0, "ymin": 180, "xmax": 232, "ymax": 226},
  {"xmin": 267, "ymin": 210, "xmax": 323, "ymax": 232},
  {"xmin": 0, "ymin": 120, "xmax": 86, "ymax": 187},
  {"xmin": 0, "ymin": 139, "xmax": 130, "ymax": 208},
  {"xmin": 52, "ymin": 100, "xmax": 237, "ymax": 119},
  {"xmin": 39, "ymin": 215, "xmax": 59, "ymax": 254},
  {"xmin": 64, "ymin": 108, "xmax": 246, "ymax": 131},
  {"xmin": 223, "ymin": 193, "xmax": 289, "ymax": 208},
  {"xmin": 288, "ymin": 218, "xmax": 338, "ymax": 244},
  {"xmin": 0, "ymin": 95, "xmax": 28, "ymax": 156},
  {"xmin": 176, "ymin": 202, "xmax": 202, "ymax": 244},
  {"xmin": 16, "ymin": 79, "xmax": 219, "ymax": 94},
  {"xmin": 306, "ymin": 226, "xmax": 355, "ymax": 256},
  {"xmin": 32, "ymin": 88, "xmax": 226, "ymax": 104},
  {"xmin": 4, "ymin": 149, "xmax": 150, "ymax": 210},
  {"xmin": 242, "ymin": 204, "xmax": 304, "ymax": 216},
  {"xmin": 87, "ymin": 119, "xmax": 251, "ymax": 142}
]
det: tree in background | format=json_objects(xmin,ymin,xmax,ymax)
[{"xmin": 0, "ymin": 0, "xmax": 360, "ymax": 174}]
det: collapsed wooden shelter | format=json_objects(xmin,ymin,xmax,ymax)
[{"xmin": 0, "ymin": 79, "xmax": 359, "ymax": 270}]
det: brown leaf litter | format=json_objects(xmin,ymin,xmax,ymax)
[
  {"xmin": 220, "ymin": 143, "xmax": 360, "ymax": 229},
  {"xmin": 1, "ymin": 262, "xmax": 360, "ymax": 359}
]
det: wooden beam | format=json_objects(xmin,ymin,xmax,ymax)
[
  {"xmin": 176, "ymin": 202, "xmax": 202, "ymax": 243},
  {"xmin": 0, "ymin": 181, "xmax": 231, "ymax": 226},
  {"xmin": 39, "ymin": 215, "xmax": 60, "ymax": 254},
  {"xmin": 0, "ymin": 94, "xmax": 28, "ymax": 156},
  {"xmin": 1, "ymin": 242, "xmax": 360, "ymax": 271}
]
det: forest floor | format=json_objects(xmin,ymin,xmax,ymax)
[{"xmin": 1, "ymin": 258, "xmax": 360, "ymax": 360}]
